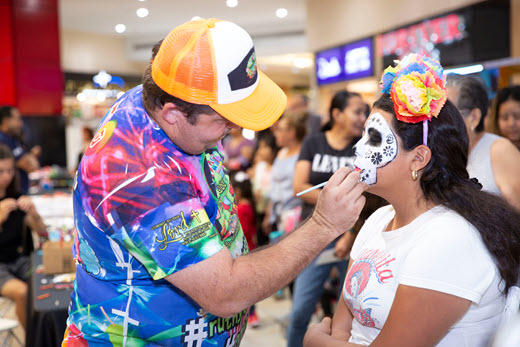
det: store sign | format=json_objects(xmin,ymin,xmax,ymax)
[
  {"xmin": 343, "ymin": 38, "xmax": 373, "ymax": 80},
  {"xmin": 93, "ymin": 70, "xmax": 126, "ymax": 89},
  {"xmin": 316, "ymin": 47, "xmax": 343, "ymax": 85},
  {"xmin": 376, "ymin": 14, "xmax": 465, "ymax": 59},
  {"xmin": 316, "ymin": 38, "xmax": 373, "ymax": 85}
]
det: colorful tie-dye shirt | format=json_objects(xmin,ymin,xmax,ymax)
[{"xmin": 65, "ymin": 86, "xmax": 249, "ymax": 346}]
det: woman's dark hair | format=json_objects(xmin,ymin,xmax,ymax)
[
  {"xmin": 255, "ymin": 130, "xmax": 280, "ymax": 159},
  {"xmin": 281, "ymin": 110, "xmax": 308, "ymax": 142},
  {"xmin": 0, "ymin": 144, "xmax": 19, "ymax": 197},
  {"xmin": 142, "ymin": 39, "xmax": 215, "ymax": 124},
  {"xmin": 321, "ymin": 90, "xmax": 360, "ymax": 132},
  {"xmin": 374, "ymin": 93, "xmax": 520, "ymax": 293},
  {"xmin": 230, "ymin": 173, "xmax": 254, "ymax": 203},
  {"xmin": 491, "ymin": 85, "xmax": 520, "ymax": 131},
  {"xmin": 446, "ymin": 74, "xmax": 489, "ymax": 133}
]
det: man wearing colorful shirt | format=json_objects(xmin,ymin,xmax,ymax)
[{"xmin": 64, "ymin": 18, "xmax": 368, "ymax": 346}]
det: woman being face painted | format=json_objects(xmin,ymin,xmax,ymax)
[
  {"xmin": 353, "ymin": 112, "xmax": 398, "ymax": 185},
  {"xmin": 304, "ymin": 53, "xmax": 520, "ymax": 347}
]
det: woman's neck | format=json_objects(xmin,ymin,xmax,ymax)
[
  {"xmin": 326, "ymin": 127, "xmax": 354, "ymax": 150},
  {"xmin": 284, "ymin": 141, "xmax": 301, "ymax": 157},
  {"xmin": 0, "ymin": 188, "xmax": 6, "ymax": 200},
  {"xmin": 384, "ymin": 187, "xmax": 437, "ymax": 231},
  {"xmin": 468, "ymin": 131, "xmax": 485, "ymax": 154}
]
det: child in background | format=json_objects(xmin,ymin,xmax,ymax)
[
  {"xmin": 230, "ymin": 172, "xmax": 260, "ymax": 327},
  {"xmin": 249, "ymin": 131, "xmax": 279, "ymax": 246}
]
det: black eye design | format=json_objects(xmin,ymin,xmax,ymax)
[{"xmin": 367, "ymin": 128, "xmax": 382, "ymax": 146}]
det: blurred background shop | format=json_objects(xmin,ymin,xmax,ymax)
[{"xmin": 0, "ymin": 0, "xmax": 518, "ymax": 345}]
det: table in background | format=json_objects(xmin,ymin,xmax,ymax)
[{"xmin": 26, "ymin": 251, "xmax": 72, "ymax": 347}]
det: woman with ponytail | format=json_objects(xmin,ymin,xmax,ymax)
[{"xmin": 304, "ymin": 54, "xmax": 520, "ymax": 347}]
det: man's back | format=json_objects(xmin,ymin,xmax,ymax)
[{"xmin": 67, "ymin": 86, "xmax": 249, "ymax": 346}]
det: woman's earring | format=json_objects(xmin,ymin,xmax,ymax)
[{"xmin": 412, "ymin": 170, "xmax": 418, "ymax": 181}]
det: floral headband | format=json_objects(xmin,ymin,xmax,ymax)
[{"xmin": 380, "ymin": 53, "xmax": 447, "ymax": 146}]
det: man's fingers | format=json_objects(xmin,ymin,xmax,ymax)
[
  {"xmin": 330, "ymin": 169, "xmax": 361, "ymax": 195},
  {"xmin": 326, "ymin": 167, "xmax": 352, "ymax": 187}
]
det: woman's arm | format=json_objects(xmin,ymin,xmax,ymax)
[
  {"xmin": 304, "ymin": 259, "xmax": 356, "ymax": 346},
  {"xmin": 17, "ymin": 196, "xmax": 47, "ymax": 235},
  {"xmin": 304, "ymin": 284, "xmax": 472, "ymax": 347},
  {"xmin": 491, "ymin": 138, "xmax": 520, "ymax": 210},
  {"xmin": 293, "ymin": 160, "xmax": 321, "ymax": 205},
  {"xmin": 369, "ymin": 284, "xmax": 471, "ymax": 347}
]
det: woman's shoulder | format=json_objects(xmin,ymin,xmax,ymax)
[
  {"xmin": 417, "ymin": 207, "xmax": 483, "ymax": 244},
  {"xmin": 302, "ymin": 132, "xmax": 325, "ymax": 145}
]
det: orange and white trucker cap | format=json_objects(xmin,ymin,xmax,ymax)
[{"xmin": 151, "ymin": 18, "xmax": 287, "ymax": 131}]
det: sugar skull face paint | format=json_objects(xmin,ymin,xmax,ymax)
[{"xmin": 353, "ymin": 113, "xmax": 398, "ymax": 185}]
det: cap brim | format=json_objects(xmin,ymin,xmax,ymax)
[{"xmin": 210, "ymin": 70, "xmax": 287, "ymax": 131}]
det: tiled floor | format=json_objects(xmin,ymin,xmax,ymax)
[
  {"xmin": 241, "ymin": 290, "xmax": 292, "ymax": 347},
  {"xmin": 2, "ymin": 303, "xmax": 25, "ymax": 346}
]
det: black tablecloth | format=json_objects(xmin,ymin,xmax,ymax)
[{"xmin": 27, "ymin": 251, "xmax": 72, "ymax": 347}]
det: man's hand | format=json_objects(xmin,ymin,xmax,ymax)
[
  {"xmin": 0, "ymin": 198, "xmax": 18, "ymax": 224},
  {"xmin": 17, "ymin": 153, "xmax": 39, "ymax": 173},
  {"xmin": 304, "ymin": 317, "xmax": 333, "ymax": 347},
  {"xmin": 312, "ymin": 168, "xmax": 367, "ymax": 238}
]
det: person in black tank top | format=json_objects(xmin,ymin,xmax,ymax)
[{"xmin": 0, "ymin": 145, "xmax": 46, "ymax": 330}]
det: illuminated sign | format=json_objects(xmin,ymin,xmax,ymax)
[
  {"xmin": 93, "ymin": 70, "xmax": 126, "ymax": 89},
  {"xmin": 376, "ymin": 14, "xmax": 465, "ymax": 60},
  {"xmin": 376, "ymin": 1, "xmax": 510, "ymax": 69},
  {"xmin": 343, "ymin": 38, "xmax": 373, "ymax": 80},
  {"xmin": 316, "ymin": 38, "xmax": 373, "ymax": 85},
  {"xmin": 316, "ymin": 47, "xmax": 343, "ymax": 85}
]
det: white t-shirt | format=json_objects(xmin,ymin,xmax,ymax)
[{"xmin": 343, "ymin": 205, "xmax": 506, "ymax": 347}]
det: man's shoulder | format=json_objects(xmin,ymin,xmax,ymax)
[{"xmin": 0, "ymin": 132, "xmax": 15, "ymax": 146}]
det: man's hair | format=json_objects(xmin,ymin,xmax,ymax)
[
  {"xmin": 142, "ymin": 39, "xmax": 215, "ymax": 124},
  {"xmin": 446, "ymin": 74, "xmax": 489, "ymax": 133},
  {"xmin": 0, "ymin": 106, "xmax": 15, "ymax": 125}
]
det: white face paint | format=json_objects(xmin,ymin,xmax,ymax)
[{"xmin": 353, "ymin": 113, "xmax": 398, "ymax": 185}]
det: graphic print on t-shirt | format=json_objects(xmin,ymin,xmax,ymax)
[
  {"xmin": 344, "ymin": 249, "xmax": 396, "ymax": 328},
  {"xmin": 202, "ymin": 147, "xmax": 244, "ymax": 253}
]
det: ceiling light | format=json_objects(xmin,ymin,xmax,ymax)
[
  {"xmin": 77, "ymin": 93, "xmax": 86, "ymax": 102},
  {"xmin": 293, "ymin": 57, "xmax": 313, "ymax": 69},
  {"xmin": 444, "ymin": 64, "xmax": 484, "ymax": 75},
  {"xmin": 115, "ymin": 24, "xmax": 126, "ymax": 34},
  {"xmin": 191, "ymin": 16, "xmax": 202, "ymax": 21},
  {"xmin": 136, "ymin": 8, "xmax": 149, "ymax": 18},
  {"xmin": 242, "ymin": 129, "xmax": 255, "ymax": 141},
  {"xmin": 226, "ymin": 0, "xmax": 238, "ymax": 8},
  {"xmin": 276, "ymin": 8, "xmax": 288, "ymax": 18},
  {"xmin": 96, "ymin": 92, "xmax": 106, "ymax": 102}
]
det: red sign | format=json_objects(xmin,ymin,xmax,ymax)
[{"xmin": 376, "ymin": 14, "xmax": 465, "ymax": 58}]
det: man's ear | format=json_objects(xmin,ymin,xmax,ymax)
[
  {"xmin": 410, "ymin": 145, "xmax": 432, "ymax": 172},
  {"xmin": 160, "ymin": 103, "xmax": 184, "ymax": 125}
]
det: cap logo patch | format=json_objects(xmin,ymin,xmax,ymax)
[
  {"xmin": 247, "ymin": 52, "xmax": 257, "ymax": 79},
  {"xmin": 228, "ymin": 47, "xmax": 258, "ymax": 91}
]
